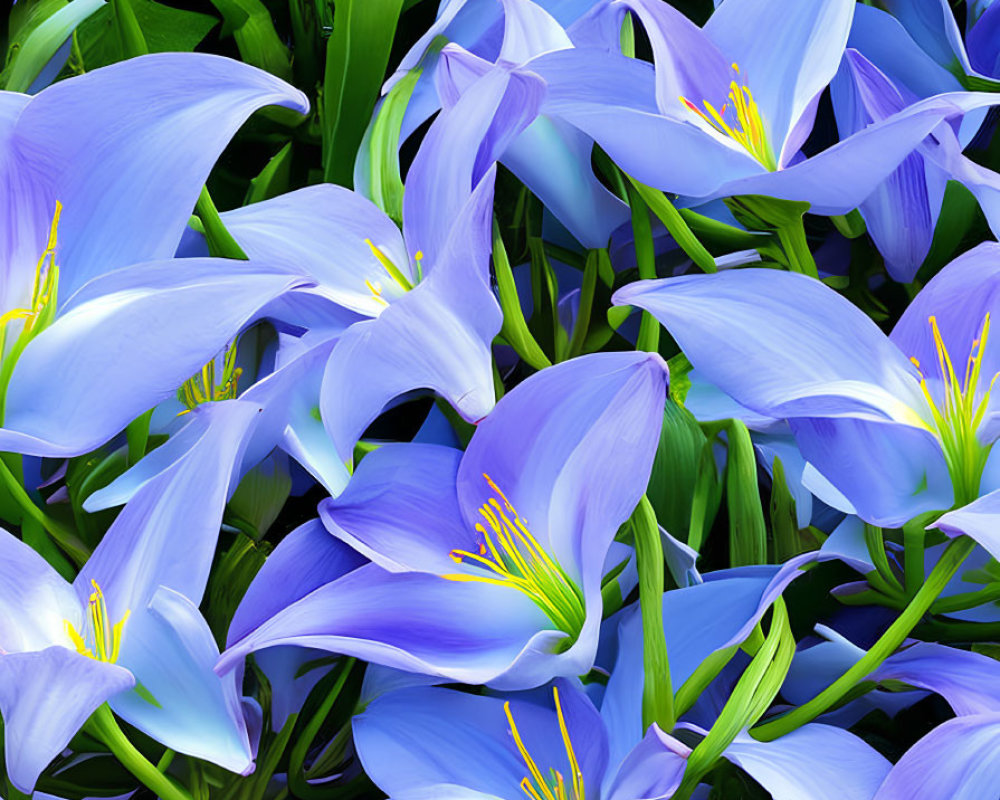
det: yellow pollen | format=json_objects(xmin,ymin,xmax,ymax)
[
  {"xmin": 442, "ymin": 474, "xmax": 585, "ymax": 637},
  {"xmin": 505, "ymin": 686, "xmax": 585, "ymax": 800},
  {"xmin": 178, "ymin": 337, "xmax": 243, "ymax": 413},
  {"xmin": 64, "ymin": 580, "xmax": 130, "ymax": 664},
  {"xmin": 910, "ymin": 313, "xmax": 999, "ymax": 504},
  {"xmin": 679, "ymin": 64, "xmax": 777, "ymax": 171},
  {"xmin": 0, "ymin": 201, "xmax": 62, "ymax": 354},
  {"xmin": 364, "ymin": 238, "xmax": 414, "ymax": 294}
]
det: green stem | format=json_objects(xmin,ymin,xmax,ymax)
[
  {"xmin": 902, "ymin": 516, "xmax": 927, "ymax": 598},
  {"xmin": 87, "ymin": 705, "xmax": 192, "ymax": 800},
  {"xmin": 627, "ymin": 177, "xmax": 717, "ymax": 273},
  {"xmin": 752, "ymin": 536, "xmax": 975, "ymax": 741},
  {"xmin": 0, "ymin": 455, "xmax": 88, "ymax": 566},
  {"xmin": 627, "ymin": 183, "xmax": 660, "ymax": 354},
  {"xmin": 631, "ymin": 495, "xmax": 674, "ymax": 732},
  {"xmin": 930, "ymin": 582, "xmax": 1000, "ymax": 614},
  {"xmin": 288, "ymin": 659, "xmax": 355, "ymax": 799},
  {"xmin": 491, "ymin": 218, "xmax": 551, "ymax": 370},
  {"xmin": 566, "ymin": 249, "xmax": 600, "ymax": 359},
  {"xmin": 863, "ymin": 523, "xmax": 904, "ymax": 595},
  {"xmin": 195, "ymin": 187, "xmax": 249, "ymax": 260}
]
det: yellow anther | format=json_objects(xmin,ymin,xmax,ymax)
[
  {"xmin": 364, "ymin": 238, "xmax": 414, "ymax": 292},
  {"xmin": 679, "ymin": 64, "xmax": 777, "ymax": 170},
  {"xmin": 505, "ymin": 686, "xmax": 585, "ymax": 800},
  {"xmin": 365, "ymin": 278, "xmax": 390, "ymax": 307},
  {"xmin": 65, "ymin": 580, "xmax": 130, "ymax": 664},
  {"xmin": 443, "ymin": 474, "xmax": 585, "ymax": 637}
]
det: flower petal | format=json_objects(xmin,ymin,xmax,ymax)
[
  {"xmin": 76, "ymin": 399, "xmax": 263, "ymax": 618},
  {"xmin": 613, "ymin": 270, "xmax": 921, "ymax": 423},
  {"xmin": 0, "ymin": 260, "xmax": 308, "ymax": 457},
  {"xmin": 873, "ymin": 713, "xmax": 1000, "ymax": 799},
  {"xmin": 8, "ymin": 53, "xmax": 308, "ymax": 300},
  {"xmin": 112, "ymin": 587, "xmax": 252, "ymax": 774},
  {"xmin": 934, "ymin": 487, "xmax": 1000, "ymax": 562},
  {"xmin": 318, "ymin": 443, "xmax": 470, "ymax": 574},
  {"xmin": 0, "ymin": 647, "xmax": 134, "ymax": 792},
  {"xmin": 723, "ymin": 724, "xmax": 890, "ymax": 800}
]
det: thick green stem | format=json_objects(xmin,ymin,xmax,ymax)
[
  {"xmin": 631, "ymin": 495, "xmax": 674, "ymax": 732},
  {"xmin": 87, "ymin": 705, "xmax": 192, "ymax": 800},
  {"xmin": 863, "ymin": 524, "xmax": 904, "ymax": 596},
  {"xmin": 627, "ymin": 184, "xmax": 660, "ymax": 354},
  {"xmin": 0, "ymin": 455, "xmax": 88, "ymax": 565},
  {"xmin": 566, "ymin": 249, "xmax": 600, "ymax": 359},
  {"xmin": 902, "ymin": 517, "xmax": 927, "ymax": 598},
  {"xmin": 752, "ymin": 536, "xmax": 975, "ymax": 741},
  {"xmin": 492, "ymin": 218, "xmax": 551, "ymax": 370}
]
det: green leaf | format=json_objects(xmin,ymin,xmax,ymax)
[
  {"xmin": 208, "ymin": 0, "xmax": 293, "ymax": 82},
  {"xmin": 365, "ymin": 64, "xmax": 421, "ymax": 225},
  {"xmin": 725, "ymin": 419, "xmax": 767, "ymax": 567},
  {"xmin": 769, "ymin": 456, "xmax": 804, "ymax": 563},
  {"xmin": 245, "ymin": 142, "xmax": 293, "ymax": 205},
  {"xmin": 322, "ymin": 0, "xmax": 406, "ymax": 187},
  {"xmin": 628, "ymin": 177, "xmax": 718, "ymax": 274},
  {"xmin": 204, "ymin": 532, "xmax": 271, "ymax": 645},
  {"xmin": 227, "ymin": 457, "xmax": 292, "ymax": 538},
  {"xmin": 2, "ymin": 0, "xmax": 104, "ymax": 92},
  {"xmin": 76, "ymin": 0, "xmax": 217, "ymax": 69},
  {"xmin": 647, "ymin": 400, "xmax": 709, "ymax": 542}
]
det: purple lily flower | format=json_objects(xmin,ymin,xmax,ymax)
[
  {"xmin": 353, "ymin": 564, "xmax": 889, "ymax": 800},
  {"xmin": 0, "ymin": 53, "xmax": 313, "ymax": 458},
  {"xmin": 524, "ymin": 0, "xmax": 1000, "ymax": 214},
  {"xmin": 172, "ymin": 63, "xmax": 542, "ymax": 463},
  {"xmin": 218, "ymin": 351, "xmax": 668, "ymax": 689},
  {"xmin": 613, "ymin": 243, "xmax": 1000, "ymax": 530},
  {"xmin": 0, "ymin": 399, "xmax": 263, "ymax": 792}
]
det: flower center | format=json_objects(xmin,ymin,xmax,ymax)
[
  {"xmin": 178, "ymin": 338, "xmax": 242, "ymax": 413},
  {"xmin": 909, "ymin": 313, "xmax": 999, "ymax": 505},
  {"xmin": 680, "ymin": 63, "xmax": 777, "ymax": 171},
  {"xmin": 0, "ymin": 201, "xmax": 62, "ymax": 351},
  {"xmin": 443, "ymin": 474, "xmax": 585, "ymax": 638},
  {"xmin": 364, "ymin": 238, "xmax": 418, "ymax": 307},
  {"xmin": 505, "ymin": 686, "xmax": 585, "ymax": 800},
  {"xmin": 65, "ymin": 580, "xmax": 130, "ymax": 664}
]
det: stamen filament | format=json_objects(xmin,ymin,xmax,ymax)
[{"xmin": 505, "ymin": 687, "xmax": 585, "ymax": 800}]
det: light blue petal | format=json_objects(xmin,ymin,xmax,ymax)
[
  {"xmin": 723, "ymin": 724, "xmax": 890, "ymax": 800},
  {"xmin": 879, "ymin": 0, "xmax": 972, "ymax": 75},
  {"xmin": 321, "ymin": 173, "xmax": 500, "ymax": 461},
  {"xmin": 604, "ymin": 725, "xmax": 687, "ymax": 800},
  {"xmin": 935, "ymin": 488, "xmax": 1000, "ymax": 561},
  {"xmin": 613, "ymin": 270, "xmax": 922, "ymax": 423},
  {"xmin": 217, "ymin": 563, "xmax": 556, "ymax": 688},
  {"xmin": 497, "ymin": 0, "xmax": 573, "ymax": 64},
  {"xmin": 218, "ymin": 184, "xmax": 410, "ymax": 318},
  {"xmin": 0, "ymin": 647, "xmax": 133, "ymax": 792},
  {"xmin": 847, "ymin": 5, "xmax": 962, "ymax": 98},
  {"xmin": 754, "ymin": 434, "xmax": 814, "ymax": 529},
  {"xmin": 318, "ymin": 443, "xmax": 468, "ymax": 574},
  {"xmin": 0, "ymin": 527, "xmax": 81, "ymax": 651},
  {"xmin": 403, "ymin": 67, "xmax": 542, "ymax": 267},
  {"xmin": 871, "ymin": 641, "xmax": 1000, "ymax": 716},
  {"xmin": 77, "ymin": 400, "xmax": 263, "ymax": 618},
  {"xmin": 702, "ymin": 0, "xmax": 855, "ymax": 165},
  {"xmin": 7, "ymin": 53, "xmax": 308, "ymax": 301},
  {"xmin": 112, "ymin": 587, "xmax": 253, "ymax": 774},
  {"xmin": 873, "ymin": 714, "xmax": 1000, "ymax": 799},
  {"xmin": 968, "ymin": 3, "xmax": 1000, "ymax": 77},
  {"xmin": 789, "ymin": 415, "xmax": 952, "ymax": 527},
  {"xmin": 0, "ymin": 260, "xmax": 308, "ymax": 457},
  {"xmin": 227, "ymin": 518, "xmax": 366, "ymax": 647}
]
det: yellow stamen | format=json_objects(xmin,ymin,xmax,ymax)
[
  {"xmin": 443, "ymin": 474, "xmax": 585, "ymax": 637},
  {"xmin": 65, "ymin": 580, "xmax": 130, "ymax": 664},
  {"xmin": 679, "ymin": 64, "xmax": 777, "ymax": 171},
  {"xmin": 505, "ymin": 686, "xmax": 585, "ymax": 800},
  {"xmin": 909, "ymin": 313, "xmax": 998, "ymax": 504},
  {"xmin": 178, "ymin": 338, "xmax": 243, "ymax": 413},
  {"xmin": 365, "ymin": 238, "xmax": 414, "ymax": 292}
]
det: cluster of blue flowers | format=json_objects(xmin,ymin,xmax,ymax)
[{"xmin": 4, "ymin": 0, "xmax": 1000, "ymax": 797}]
